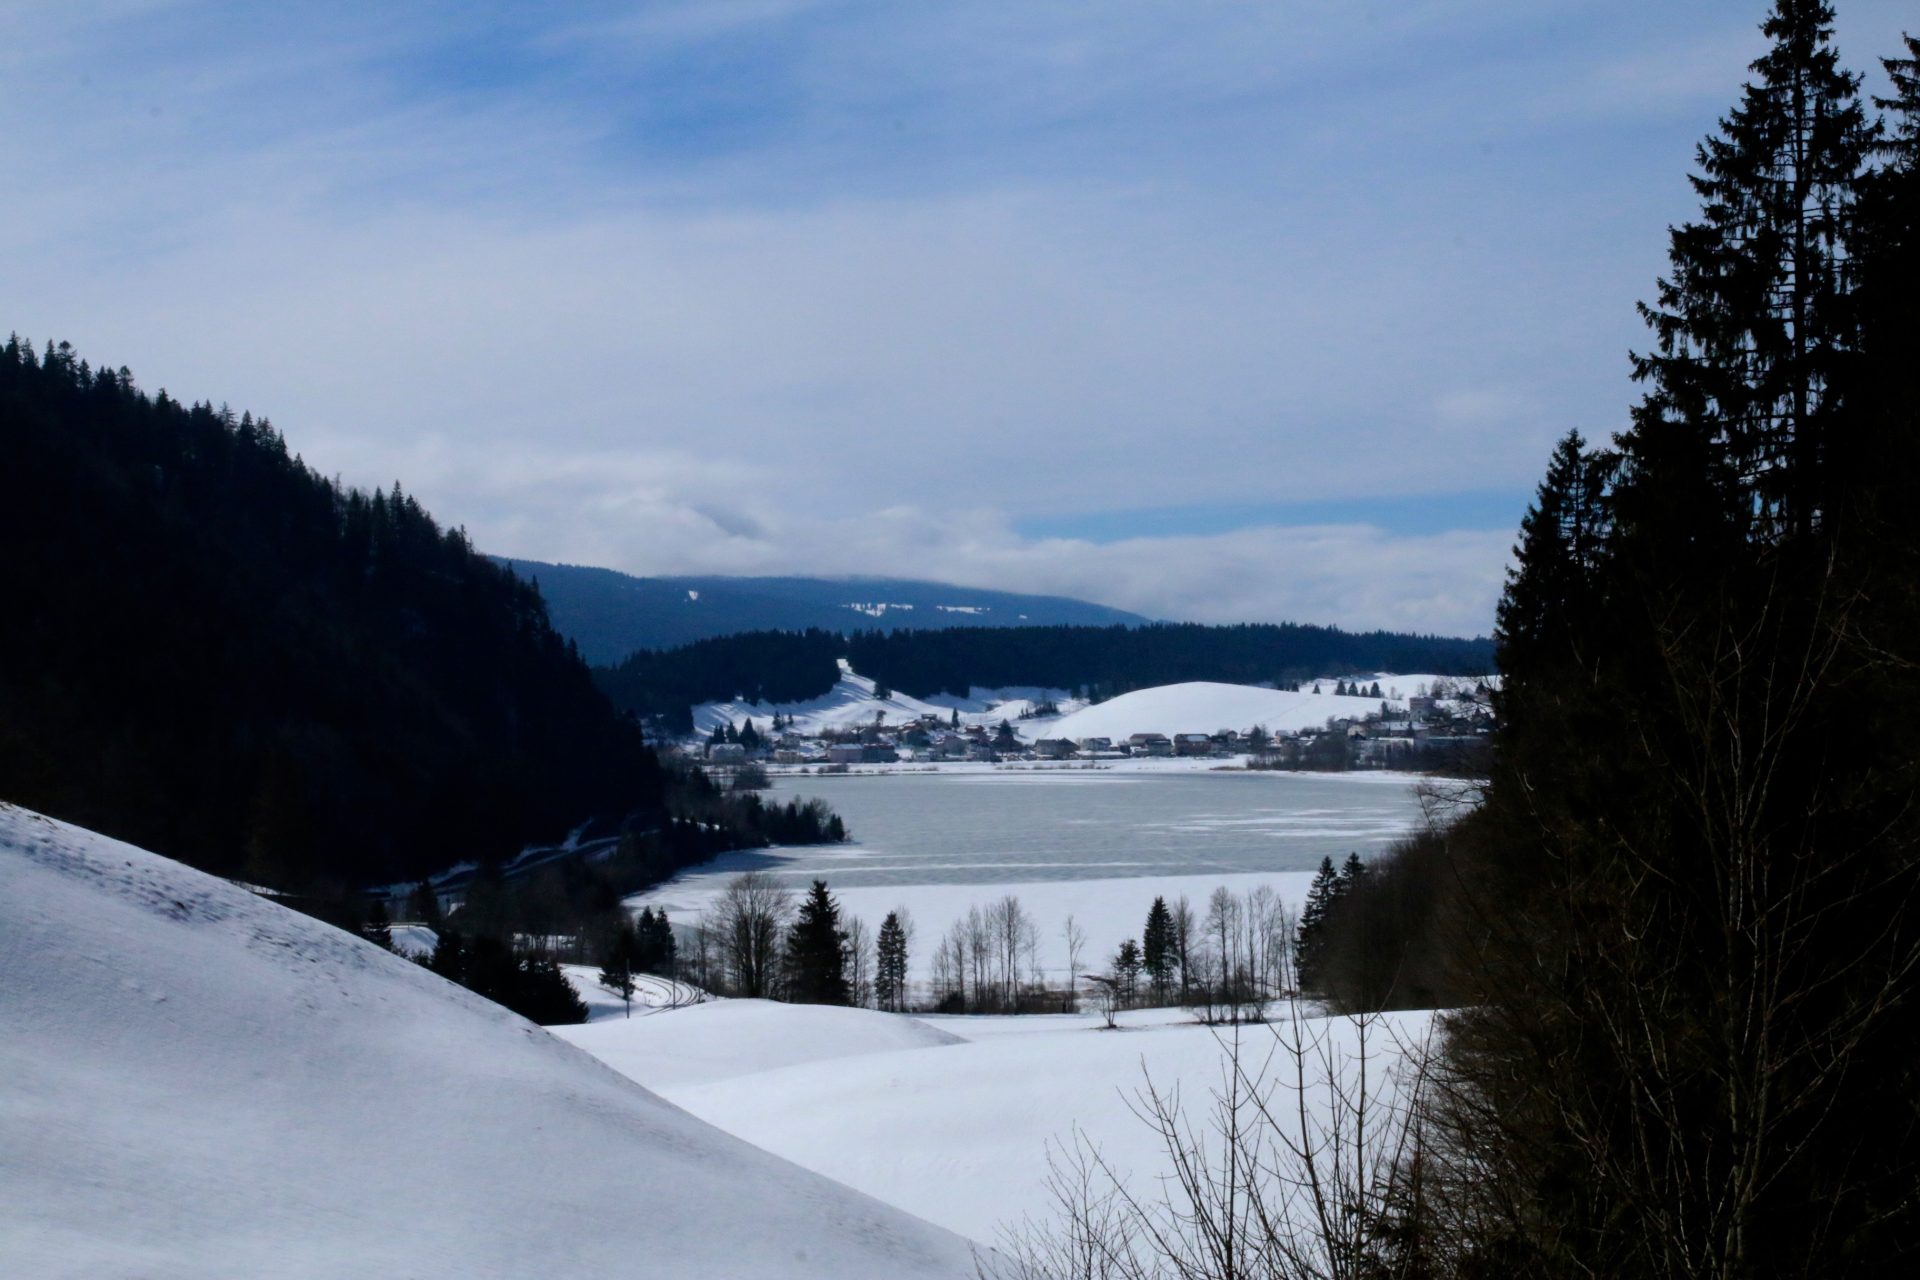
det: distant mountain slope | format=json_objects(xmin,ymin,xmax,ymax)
[
  {"xmin": 493, "ymin": 558, "xmax": 1149, "ymax": 664},
  {"xmin": 0, "ymin": 802, "xmax": 976, "ymax": 1279}
]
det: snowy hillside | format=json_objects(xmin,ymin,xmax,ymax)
[
  {"xmin": 1043, "ymin": 680, "xmax": 1386, "ymax": 740},
  {"xmin": 0, "ymin": 803, "xmax": 976, "ymax": 1279},
  {"xmin": 695, "ymin": 659, "xmax": 1075, "ymax": 738},
  {"xmin": 696, "ymin": 664, "xmax": 1481, "ymax": 746},
  {"xmin": 557, "ymin": 998, "xmax": 965, "ymax": 1089}
]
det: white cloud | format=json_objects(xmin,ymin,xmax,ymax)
[{"xmin": 13, "ymin": 1, "xmax": 1907, "ymax": 634}]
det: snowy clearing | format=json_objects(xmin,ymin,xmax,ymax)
[
  {"xmin": 0, "ymin": 803, "xmax": 977, "ymax": 1279},
  {"xmin": 558, "ymin": 996, "xmax": 1437, "ymax": 1246}
]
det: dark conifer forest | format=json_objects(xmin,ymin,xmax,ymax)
[
  {"xmin": 0, "ymin": 337, "xmax": 683, "ymax": 894},
  {"xmin": 596, "ymin": 621, "xmax": 1493, "ymax": 730},
  {"xmin": 1307, "ymin": 10, "xmax": 1920, "ymax": 1273}
]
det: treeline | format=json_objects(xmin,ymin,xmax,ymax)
[
  {"xmin": 596, "ymin": 621, "xmax": 1495, "ymax": 731},
  {"xmin": 383, "ymin": 792, "xmax": 847, "ymax": 1023},
  {"xmin": 671, "ymin": 871, "xmax": 1325, "ymax": 1023},
  {"xmin": 594, "ymin": 629, "xmax": 846, "ymax": 731},
  {"xmin": 845, "ymin": 623, "xmax": 1492, "ymax": 701},
  {"xmin": 1297, "ymin": 13, "xmax": 1920, "ymax": 1273}
]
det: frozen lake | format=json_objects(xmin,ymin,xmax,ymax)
[
  {"xmin": 757, "ymin": 767, "xmax": 1425, "ymax": 888},
  {"xmin": 631, "ymin": 767, "xmax": 1431, "ymax": 977}
]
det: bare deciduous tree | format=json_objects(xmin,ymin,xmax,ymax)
[
  {"xmin": 701, "ymin": 871, "xmax": 793, "ymax": 997},
  {"xmin": 984, "ymin": 1005, "xmax": 1436, "ymax": 1279}
]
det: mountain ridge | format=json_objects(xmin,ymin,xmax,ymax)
[{"xmin": 493, "ymin": 557, "xmax": 1151, "ymax": 664}]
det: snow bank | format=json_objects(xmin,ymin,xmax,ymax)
[
  {"xmin": 0, "ymin": 803, "xmax": 976, "ymax": 1279},
  {"xmin": 1045, "ymin": 680, "xmax": 1385, "ymax": 740}
]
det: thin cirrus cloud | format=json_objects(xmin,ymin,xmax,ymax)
[{"xmin": 4, "ymin": 1, "xmax": 1913, "ymax": 636}]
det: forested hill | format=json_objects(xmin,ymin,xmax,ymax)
[
  {"xmin": 596, "ymin": 622, "xmax": 1495, "ymax": 730},
  {"xmin": 494, "ymin": 557, "xmax": 1149, "ymax": 664},
  {"xmin": 0, "ymin": 336, "xmax": 665, "ymax": 891}
]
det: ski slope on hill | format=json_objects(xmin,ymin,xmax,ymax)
[
  {"xmin": 0, "ymin": 803, "xmax": 976, "ymax": 1279},
  {"xmin": 695, "ymin": 659, "xmax": 1075, "ymax": 737}
]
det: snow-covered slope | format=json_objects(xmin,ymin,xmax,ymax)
[
  {"xmin": 0, "ymin": 803, "xmax": 975, "ymax": 1279},
  {"xmin": 1044, "ymin": 680, "xmax": 1385, "ymax": 741},
  {"xmin": 552, "ymin": 997, "xmax": 964, "ymax": 1089},
  {"xmin": 561, "ymin": 999, "xmax": 1436, "ymax": 1246}
]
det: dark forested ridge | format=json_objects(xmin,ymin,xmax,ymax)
[
  {"xmin": 595, "ymin": 620, "xmax": 1493, "ymax": 730},
  {"xmin": 844, "ymin": 622, "xmax": 1493, "ymax": 701},
  {"xmin": 0, "ymin": 336, "xmax": 669, "ymax": 892},
  {"xmin": 495, "ymin": 557, "xmax": 1149, "ymax": 664}
]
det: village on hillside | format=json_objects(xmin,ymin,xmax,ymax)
[{"xmin": 694, "ymin": 676, "xmax": 1495, "ymax": 774}]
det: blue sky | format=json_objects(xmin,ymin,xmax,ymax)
[{"xmin": 5, "ymin": 1, "xmax": 1914, "ymax": 634}]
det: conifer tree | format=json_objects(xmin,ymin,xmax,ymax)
[
  {"xmin": 406, "ymin": 880, "xmax": 442, "ymax": 928},
  {"xmin": 1112, "ymin": 938, "xmax": 1143, "ymax": 1007},
  {"xmin": 599, "ymin": 917, "xmax": 640, "ymax": 1016},
  {"xmin": 1625, "ymin": 0, "xmax": 1872, "ymax": 542},
  {"xmin": 783, "ymin": 880, "xmax": 851, "ymax": 1005},
  {"xmin": 876, "ymin": 911, "xmax": 909, "ymax": 1012},
  {"xmin": 1420, "ymin": 14, "xmax": 1920, "ymax": 1274},
  {"xmin": 1336, "ymin": 852, "xmax": 1366, "ymax": 896},
  {"xmin": 363, "ymin": 899, "xmax": 394, "ymax": 952},
  {"xmin": 1294, "ymin": 856, "xmax": 1338, "ymax": 994},
  {"xmin": 1141, "ymin": 896, "xmax": 1175, "ymax": 1002},
  {"xmin": 645, "ymin": 908, "xmax": 676, "ymax": 976},
  {"xmin": 599, "ymin": 948, "xmax": 637, "ymax": 1018}
]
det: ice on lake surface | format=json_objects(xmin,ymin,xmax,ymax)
[
  {"xmin": 630, "ymin": 768, "xmax": 1433, "ymax": 979},
  {"xmin": 750, "ymin": 769, "xmax": 1427, "ymax": 888}
]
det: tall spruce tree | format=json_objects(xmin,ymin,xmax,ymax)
[
  {"xmin": 1294, "ymin": 857, "xmax": 1338, "ymax": 995},
  {"xmin": 875, "ymin": 911, "xmax": 909, "ymax": 1012},
  {"xmin": 783, "ymin": 880, "xmax": 851, "ymax": 1005},
  {"xmin": 1141, "ymin": 897, "xmax": 1174, "ymax": 1002},
  {"xmin": 1494, "ymin": 430, "xmax": 1611, "ymax": 694},
  {"xmin": 1625, "ymin": 0, "xmax": 1872, "ymax": 543},
  {"xmin": 1420, "ymin": 11, "xmax": 1920, "ymax": 1276}
]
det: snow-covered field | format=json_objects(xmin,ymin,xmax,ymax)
[
  {"xmin": 555, "ymin": 995, "xmax": 1436, "ymax": 1247},
  {"xmin": 0, "ymin": 803, "xmax": 978, "ymax": 1279}
]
